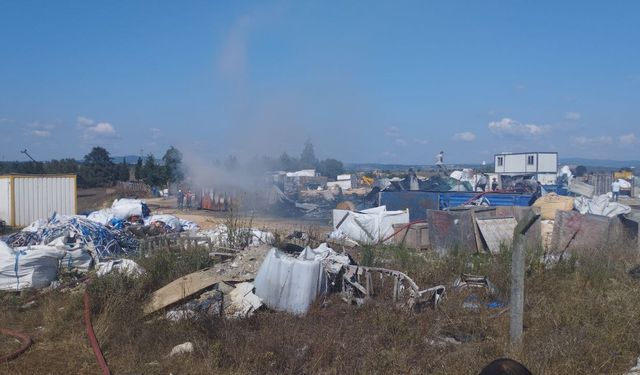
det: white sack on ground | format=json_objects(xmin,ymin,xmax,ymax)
[
  {"xmin": 0, "ymin": 241, "xmax": 66, "ymax": 291},
  {"xmin": 574, "ymin": 194, "xmax": 631, "ymax": 217},
  {"xmin": 48, "ymin": 237, "xmax": 94, "ymax": 273},
  {"xmin": 144, "ymin": 214, "xmax": 182, "ymax": 231},
  {"xmin": 96, "ymin": 259, "xmax": 145, "ymax": 277},
  {"xmin": 331, "ymin": 206, "xmax": 409, "ymax": 245},
  {"xmin": 111, "ymin": 198, "xmax": 145, "ymax": 219},
  {"xmin": 254, "ymin": 248, "xmax": 327, "ymax": 315},
  {"xmin": 86, "ymin": 209, "xmax": 115, "ymax": 225}
]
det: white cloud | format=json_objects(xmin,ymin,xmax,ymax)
[
  {"xmin": 453, "ymin": 131, "xmax": 476, "ymax": 142},
  {"xmin": 93, "ymin": 122, "xmax": 116, "ymax": 135},
  {"xmin": 385, "ymin": 126, "xmax": 400, "ymax": 137},
  {"xmin": 572, "ymin": 135, "xmax": 613, "ymax": 146},
  {"xmin": 30, "ymin": 130, "xmax": 51, "ymax": 138},
  {"xmin": 564, "ymin": 112, "xmax": 581, "ymax": 121},
  {"xmin": 77, "ymin": 116, "xmax": 118, "ymax": 140},
  {"xmin": 395, "ymin": 138, "xmax": 407, "ymax": 147},
  {"xmin": 619, "ymin": 133, "xmax": 637, "ymax": 145},
  {"xmin": 488, "ymin": 118, "xmax": 549, "ymax": 137},
  {"xmin": 514, "ymin": 83, "xmax": 526, "ymax": 90},
  {"xmin": 77, "ymin": 116, "xmax": 95, "ymax": 127}
]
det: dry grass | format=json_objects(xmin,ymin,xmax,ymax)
[{"xmin": 3, "ymin": 241, "xmax": 640, "ymax": 374}]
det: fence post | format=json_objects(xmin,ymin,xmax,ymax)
[{"xmin": 510, "ymin": 209, "xmax": 540, "ymax": 346}]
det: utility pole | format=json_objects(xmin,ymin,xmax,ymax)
[{"xmin": 21, "ymin": 149, "xmax": 36, "ymax": 162}]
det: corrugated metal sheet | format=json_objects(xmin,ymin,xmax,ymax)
[
  {"xmin": 0, "ymin": 174, "xmax": 76, "ymax": 227},
  {"xmin": 0, "ymin": 178, "xmax": 10, "ymax": 224},
  {"xmin": 586, "ymin": 174, "xmax": 613, "ymax": 196}
]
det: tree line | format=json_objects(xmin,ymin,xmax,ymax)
[
  {"xmin": 0, "ymin": 146, "xmax": 183, "ymax": 188},
  {"xmin": 0, "ymin": 140, "xmax": 345, "ymax": 188}
]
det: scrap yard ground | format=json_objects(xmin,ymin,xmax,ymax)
[{"xmin": 3, "ymin": 189, "xmax": 640, "ymax": 374}]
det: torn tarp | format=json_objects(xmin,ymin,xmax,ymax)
[
  {"xmin": 574, "ymin": 194, "xmax": 631, "ymax": 217},
  {"xmin": 330, "ymin": 206, "xmax": 410, "ymax": 245}
]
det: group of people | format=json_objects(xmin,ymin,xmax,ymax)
[
  {"xmin": 475, "ymin": 173, "xmax": 499, "ymax": 192},
  {"xmin": 176, "ymin": 189, "xmax": 194, "ymax": 210}
]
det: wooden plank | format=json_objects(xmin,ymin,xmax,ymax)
[
  {"xmin": 476, "ymin": 217, "xmax": 518, "ymax": 254},
  {"xmin": 568, "ymin": 179, "xmax": 595, "ymax": 198},
  {"xmin": 143, "ymin": 269, "xmax": 242, "ymax": 315},
  {"xmin": 471, "ymin": 211, "xmax": 486, "ymax": 253}
]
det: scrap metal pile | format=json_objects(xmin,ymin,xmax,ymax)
[{"xmin": 0, "ymin": 198, "xmax": 200, "ymax": 291}]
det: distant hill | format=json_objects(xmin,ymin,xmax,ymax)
[{"xmin": 559, "ymin": 158, "xmax": 639, "ymax": 169}]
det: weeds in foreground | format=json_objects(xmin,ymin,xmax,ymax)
[{"xmin": 3, "ymin": 242, "xmax": 640, "ymax": 374}]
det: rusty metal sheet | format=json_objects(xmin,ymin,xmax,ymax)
[
  {"xmin": 550, "ymin": 210, "xmax": 617, "ymax": 254},
  {"xmin": 476, "ymin": 217, "xmax": 518, "ymax": 254},
  {"xmin": 427, "ymin": 209, "xmax": 477, "ymax": 255}
]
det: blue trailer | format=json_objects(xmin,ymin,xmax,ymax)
[{"xmin": 379, "ymin": 191, "xmax": 533, "ymax": 221}]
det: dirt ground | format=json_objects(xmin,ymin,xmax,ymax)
[{"xmin": 144, "ymin": 196, "xmax": 332, "ymax": 234}]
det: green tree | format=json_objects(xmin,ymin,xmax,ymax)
[
  {"xmin": 134, "ymin": 157, "xmax": 143, "ymax": 180},
  {"xmin": 300, "ymin": 139, "xmax": 318, "ymax": 168},
  {"xmin": 78, "ymin": 147, "xmax": 117, "ymax": 187},
  {"xmin": 317, "ymin": 158, "xmax": 344, "ymax": 180},
  {"xmin": 116, "ymin": 158, "xmax": 130, "ymax": 181},
  {"xmin": 141, "ymin": 154, "xmax": 167, "ymax": 187},
  {"xmin": 279, "ymin": 152, "xmax": 299, "ymax": 171},
  {"xmin": 162, "ymin": 146, "xmax": 184, "ymax": 183}
]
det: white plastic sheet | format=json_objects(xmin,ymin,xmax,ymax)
[
  {"xmin": 96, "ymin": 259, "xmax": 145, "ymax": 277},
  {"xmin": 331, "ymin": 206, "xmax": 410, "ymax": 245},
  {"xmin": 0, "ymin": 241, "xmax": 66, "ymax": 291},
  {"xmin": 574, "ymin": 194, "xmax": 632, "ymax": 217},
  {"xmin": 86, "ymin": 209, "xmax": 114, "ymax": 225},
  {"xmin": 254, "ymin": 248, "xmax": 327, "ymax": 315},
  {"xmin": 144, "ymin": 214, "xmax": 182, "ymax": 231},
  {"xmin": 111, "ymin": 198, "xmax": 144, "ymax": 219}
]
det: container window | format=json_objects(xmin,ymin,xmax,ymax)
[{"xmin": 527, "ymin": 155, "xmax": 535, "ymax": 165}]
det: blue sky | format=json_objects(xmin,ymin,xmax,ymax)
[{"xmin": 1, "ymin": 1, "xmax": 639, "ymax": 164}]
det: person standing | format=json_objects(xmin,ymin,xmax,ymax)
[
  {"xmin": 612, "ymin": 179, "xmax": 621, "ymax": 201},
  {"xmin": 186, "ymin": 190, "xmax": 193, "ymax": 210},
  {"xmin": 491, "ymin": 177, "xmax": 499, "ymax": 191},
  {"xmin": 408, "ymin": 168, "xmax": 419, "ymax": 191},
  {"xmin": 435, "ymin": 150, "xmax": 446, "ymax": 174},
  {"xmin": 476, "ymin": 173, "xmax": 488, "ymax": 192},
  {"xmin": 177, "ymin": 189, "xmax": 184, "ymax": 209}
]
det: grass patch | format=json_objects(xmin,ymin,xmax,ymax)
[{"xmin": 3, "ymin": 240, "xmax": 640, "ymax": 374}]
